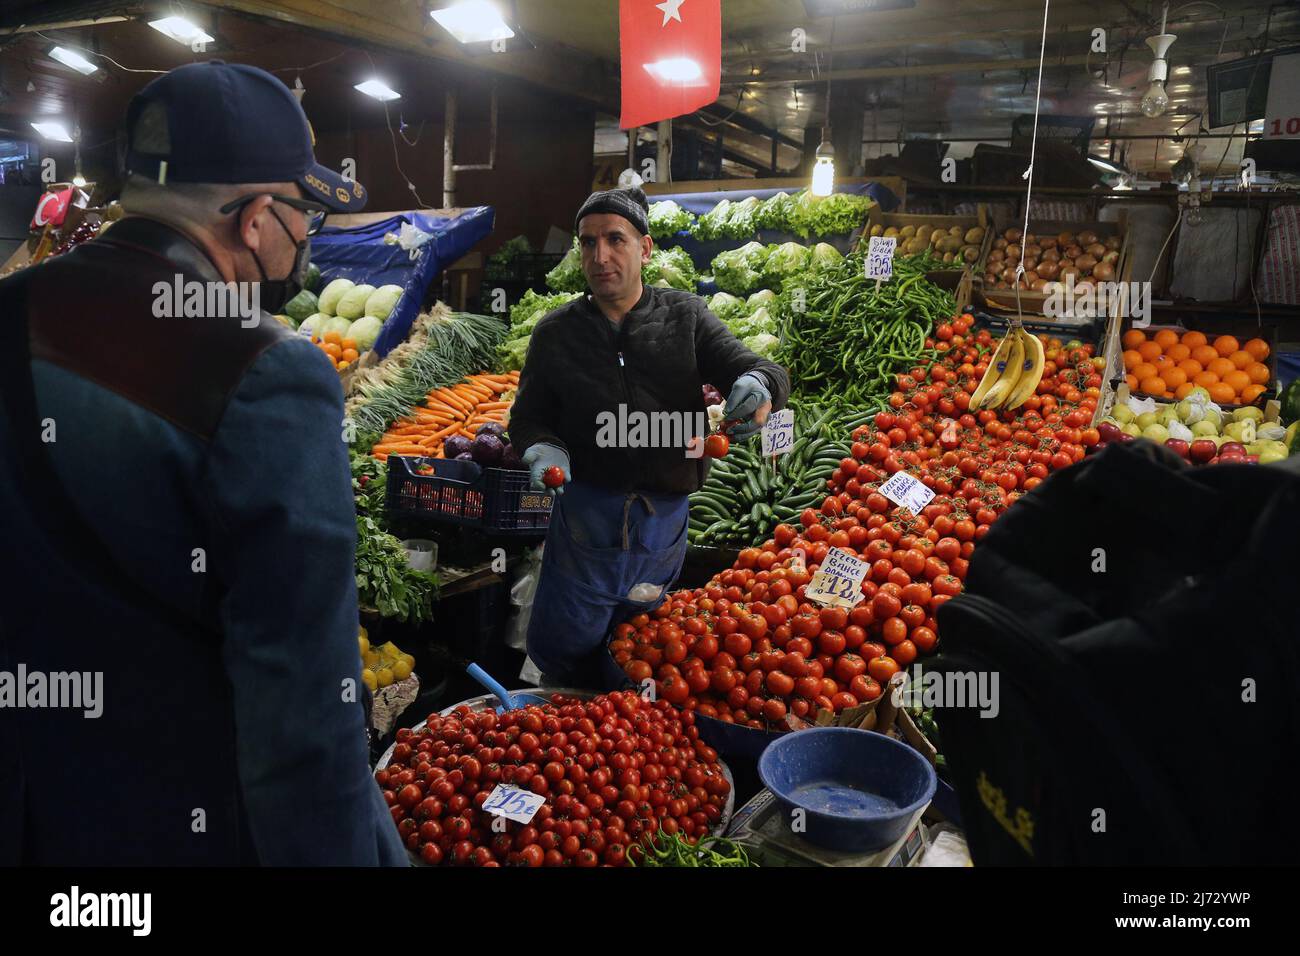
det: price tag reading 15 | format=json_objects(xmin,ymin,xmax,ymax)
[{"xmin": 481, "ymin": 784, "xmax": 545, "ymax": 824}]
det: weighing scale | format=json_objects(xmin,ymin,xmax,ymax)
[{"xmin": 726, "ymin": 789, "xmax": 929, "ymax": 867}]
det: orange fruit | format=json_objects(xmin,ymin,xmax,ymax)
[
  {"xmin": 1213, "ymin": 335, "xmax": 1239, "ymax": 356},
  {"xmin": 1227, "ymin": 350, "xmax": 1252, "ymax": 370},
  {"xmin": 1154, "ymin": 329, "xmax": 1180, "ymax": 350},
  {"xmin": 1138, "ymin": 376, "xmax": 1167, "ymax": 395},
  {"xmin": 1243, "ymin": 338, "xmax": 1269, "ymax": 361},
  {"xmin": 338, "ymin": 360, "xmax": 351, "ymax": 371},
  {"xmin": 1240, "ymin": 383, "xmax": 1266, "ymax": 404},
  {"xmin": 1246, "ymin": 362, "xmax": 1270, "ymax": 385},
  {"xmin": 1209, "ymin": 382, "xmax": 1236, "ymax": 404},
  {"xmin": 323, "ymin": 331, "xmax": 343, "ymax": 346},
  {"xmin": 1193, "ymin": 370, "xmax": 1220, "ymax": 388},
  {"xmin": 1137, "ymin": 341, "xmax": 1163, "ymax": 362},
  {"xmin": 1178, "ymin": 358, "xmax": 1203, "ymax": 377},
  {"xmin": 342, "ymin": 347, "xmax": 360, "ymax": 363},
  {"xmin": 324, "ymin": 342, "xmax": 342, "ymax": 358},
  {"xmin": 1222, "ymin": 370, "xmax": 1250, "ymax": 394},
  {"xmin": 1181, "ymin": 330, "xmax": 1207, "ymax": 348},
  {"xmin": 1207, "ymin": 357, "xmax": 1236, "ymax": 379},
  {"xmin": 1132, "ymin": 362, "xmax": 1158, "ymax": 382},
  {"xmin": 1123, "ymin": 349, "xmax": 1142, "ymax": 371},
  {"xmin": 1192, "ymin": 345, "xmax": 1219, "ymax": 366},
  {"xmin": 1153, "ymin": 354, "xmax": 1174, "ymax": 371},
  {"xmin": 1161, "ymin": 367, "xmax": 1187, "ymax": 389},
  {"xmin": 1125, "ymin": 374, "xmax": 1138, "ymax": 390},
  {"xmin": 1166, "ymin": 343, "xmax": 1190, "ymax": 362},
  {"xmin": 1122, "ymin": 329, "xmax": 1147, "ymax": 349},
  {"xmin": 341, "ymin": 337, "xmax": 358, "ymax": 351},
  {"xmin": 1174, "ymin": 382, "xmax": 1194, "ymax": 399}
]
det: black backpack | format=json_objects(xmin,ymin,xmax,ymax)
[{"xmin": 932, "ymin": 441, "xmax": 1300, "ymax": 865}]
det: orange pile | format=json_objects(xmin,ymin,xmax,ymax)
[
  {"xmin": 311, "ymin": 330, "xmax": 361, "ymax": 372},
  {"xmin": 1121, "ymin": 328, "xmax": 1270, "ymax": 405}
]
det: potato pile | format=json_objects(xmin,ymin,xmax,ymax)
[
  {"xmin": 983, "ymin": 227, "xmax": 1122, "ymax": 292},
  {"xmin": 866, "ymin": 222, "xmax": 986, "ymax": 266}
]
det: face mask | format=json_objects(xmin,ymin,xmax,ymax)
[{"xmin": 251, "ymin": 206, "xmax": 310, "ymax": 313}]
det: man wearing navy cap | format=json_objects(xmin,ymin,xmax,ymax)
[{"xmin": 0, "ymin": 62, "xmax": 404, "ymax": 865}]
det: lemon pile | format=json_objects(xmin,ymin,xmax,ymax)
[{"xmin": 359, "ymin": 625, "xmax": 415, "ymax": 693}]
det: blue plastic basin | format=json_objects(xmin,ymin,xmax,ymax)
[{"xmin": 758, "ymin": 727, "xmax": 937, "ymax": 853}]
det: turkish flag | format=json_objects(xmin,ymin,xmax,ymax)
[
  {"xmin": 620, "ymin": 0, "xmax": 721, "ymax": 129},
  {"xmin": 31, "ymin": 188, "xmax": 72, "ymax": 230}
]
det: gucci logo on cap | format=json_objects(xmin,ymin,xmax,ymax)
[{"xmin": 336, "ymin": 187, "xmax": 350, "ymax": 204}]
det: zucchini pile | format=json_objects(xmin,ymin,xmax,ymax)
[{"xmin": 688, "ymin": 403, "xmax": 878, "ymax": 548}]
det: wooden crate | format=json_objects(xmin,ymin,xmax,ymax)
[{"xmin": 862, "ymin": 204, "xmax": 991, "ymax": 274}]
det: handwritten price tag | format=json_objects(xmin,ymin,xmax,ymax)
[
  {"xmin": 879, "ymin": 471, "xmax": 935, "ymax": 514},
  {"xmin": 865, "ymin": 236, "xmax": 896, "ymax": 281},
  {"xmin": 805, "ymin": 547, "xmax": 869, "ymax": 609},
  {"xmin": 481, "ymin": 784, "xmax": 545, "ymax": 824},
  {"xmin": 761, "ymin": 408, "xmax": 795, "ymax": 457}
]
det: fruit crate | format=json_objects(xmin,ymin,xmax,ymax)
[
  {"xmin": 978, "ymin": 214, "xmax": 1130, "ymax": 318},
  {"xmin": 862, "ymin": 204, "xmax": 992, "ymax": 274},
  {"xmin": 386, "ymin": 455, "xmax": 552, "ymax": 535},
  {"xmin": 1109, "ymin": 319, "xmax": 1278, "ymax": 411}
]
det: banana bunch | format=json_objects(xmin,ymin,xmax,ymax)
[
  {"xmin": 969, "ymin": 327, "xmax": 1045, "ymax": 411},
  {"xmin": 359, "ymin": 626, "xmax": 415, "ymax": 692}
]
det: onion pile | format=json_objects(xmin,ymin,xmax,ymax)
[{"xmin": 983, "ymin": 228, "xmax": 1122, "ymax": 293}]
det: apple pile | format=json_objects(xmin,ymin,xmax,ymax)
[{"xmin": 1095, "ymin": 388, "xmax": 1290, "ymax": 465}]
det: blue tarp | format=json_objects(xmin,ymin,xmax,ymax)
[
  {"xmin": 647, "ymin": 182, "xmax": 899, "ymax": 276},
  {"xmin": 309, "ymin": 206, "xmax": 494, "ymax": 357}
]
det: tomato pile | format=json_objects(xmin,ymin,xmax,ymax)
[
  {"xmin": 613, "ymin": 316, "xmax": 1104, "ymax": 730},
  {"xmin": 378, "ymin": 691, "xmax": 731, "ymax": 866}
]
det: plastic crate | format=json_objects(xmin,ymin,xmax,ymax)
[{"xmin": 386, "ymin": 455, "xmax": 552, "ymax": 535}]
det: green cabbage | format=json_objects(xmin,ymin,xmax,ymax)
[
  {"xmin": 788, "ymin": 191, "xmax": 872, "ymax": 238},
  {"xmin": 336, "ymin": 283, "xmax": 376, "ymax": 320},
  {"xmin": 297, "ymin": 313, "xmax": 323, "ymax": 338},
  {"xmin": 710, "ymin": 241, "xmax": 768, "ymax": 295},
  {"xmin": 746, "ymin": 289, "xmax": 778, "ymax": 309},
  {"xmin": 346, "ymin": 315, "xmax": 384, "ymax": 352},
  {"xmin": 364, "ymin": 284, "xmax": 404, "ymax": 321},
  {"xmin": 545, "ymin": 238, "xmax": 586, "ymax": 292},
  {"xmin": 322, "ymin": 315, "xmax": 353, "ymax": 339},
  {"xmin": 723, "ymin": 196, "xmax": 761, "ymax": 238},
  {"xmin": 509, "ymin": 289, "xmax": 581, "ymax": 333},
  {"xmin": 318, "ymin": 278, "xmax": 355, "ymax": 316},
  {"xmin": 754, "ymin": 191, "xmax": 795, "ymax": 231},
  {"xmin": 691, "ymin": 199, "xmax": 733, "ymax": 241},
  {"xmin": 648, "ymin": 200, "xmax": 695, "ymax": 240},
  {"xmin": 810, "ymin": 242, "xmax": 843, "ymax": 271},
  {"xmin": 729, "ymin": 306, "xmax": 777, "ymax": 340},
  {"xmin": 497, "ymin": 335, "xmax": 532, "ymax": 372},
  {"xmin": 762, "ymin": 241, "xmax": 810, "ymax": 285},
  {"xmin": 707, "ymin": 292, "xmax": 746, "ymax": 321}
]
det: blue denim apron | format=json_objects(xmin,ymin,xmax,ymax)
[{"xmin": 526, "ymin": 480, "xmax": 689, "ymax": 685}]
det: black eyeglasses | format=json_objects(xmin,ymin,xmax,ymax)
[{"xmin": 219, "ymin": 194, "xmax": 330, "ymax": 236}]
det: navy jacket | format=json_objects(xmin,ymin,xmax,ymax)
[{"xmin": 0, "ymin": 218, "xmax": 404, "ymax": 865}]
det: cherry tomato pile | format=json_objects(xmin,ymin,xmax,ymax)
[
  {"xmin": 612, "ymin": 315, "xmax": 1105, "ymax": 730},
  {"xmin": 378, "ymin": 691, "xmax": 731, "ymax": 867}
]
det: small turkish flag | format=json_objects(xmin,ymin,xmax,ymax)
[
  {"xmin": 620, "ymin": 0, "xmax": 721, "ymax": 129},
  {"xmin": 31, "ymin": 188, "xmax": 72, "ymax": 230}
]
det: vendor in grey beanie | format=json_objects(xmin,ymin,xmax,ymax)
[{"xmin": 574, "ymin": 185, "xmax": 650, "ymax": 236}]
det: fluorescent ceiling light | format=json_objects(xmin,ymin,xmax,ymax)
[
  {"xmin": 1088, "ymin": 155, "xmax": 1127, "ymax": 175},
  {"xmin": 1169, "ymin": 84, "xmax": 1192, "ymax": 93},
  {"xmin": 31, "ymin": 121, "xmax": 73, "ymax": 142},
  {"xmin": 1173, "ymin": 66, "xmax": 1192, "ymax": 75},
  {"xmin": 431, "ymin": 1, "xmax": 514, "ymax": 43},
  {"xmin": 354, "ymin": 79, "xmax": 401, "ymax": 101},
  {"xmin": 643, "ymin": 58, "xmax": 703, "ymax": 83},
  {"xmin": 148, "ymin": 16, "xmax": 214, "ymax": 45},
  {"xmin": 49, "ymin": 46, "xmax": 98, "ymax": 75}
]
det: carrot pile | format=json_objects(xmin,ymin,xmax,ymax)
[{"xmin": 371, "ymin": 371, "xmax": 519, "ymax": 461}]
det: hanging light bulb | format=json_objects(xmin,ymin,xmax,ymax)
[
  {"xmin": 1140, "ymin": 12, "xmax": 1176, "ymax": 118},
  {"xmin": 811, "ymin": 137, "xmax": 835, "ymax": 197}
]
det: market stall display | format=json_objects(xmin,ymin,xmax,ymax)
[
  {"xmin": 864, "ymin": 207, "xmax": 990, "ymax": 272},
  {"xmin": 1119, "ymin": 326, "xmax": 1272, "ymax": 406},
  {"xmin": 1094, "ymin": 390, "xmax": 1292, "ymax": 464},
  {"xmin": 692, "ymin": 189, "xmax": 873, "ymax": 241},
  {"xmin": 979, "ymin": 220, "xmax": 1129, "ymax": 315},
  {"xmin": 369, "ymin": 371, "xmax": 520, "ymax": 461},
  {"xmin": 374, "ymin": 690, "xmax": 733, "ymax": 866}
]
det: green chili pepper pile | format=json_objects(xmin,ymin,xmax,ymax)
[
  {"xmin": 775, "ymin": 252, "xmax": 956, "ymax": 407},
  {"xmin": 630, "ymin": 831, "xmax": 757, "ymax": 867}
]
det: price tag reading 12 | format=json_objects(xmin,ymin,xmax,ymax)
[
  {"xmin": 879, "ymin": 471, "xmax": 935, "ymax": 514},
  {"xmin": 804, "ymin": 547, "xmax": 869, "ymax": 609},
  {"xmin": 761, "ymin": 408, "xmax": 795, "ymax": 457},
  {"xmin": 481, "ymin": 784, "xmax": 545, "ymax": 825},
  {"xmin": 865, "ymin": 236, "xmax": 896, "ymax": 281}
]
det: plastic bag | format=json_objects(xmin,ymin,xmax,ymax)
[{"xmin": 504, "ymin": 544, "xmax": 544, "ymax": 653}]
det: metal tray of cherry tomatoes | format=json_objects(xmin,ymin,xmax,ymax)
[{"xmin": 376, "ymin": 687, "xmax": 736, "ymax": 865}]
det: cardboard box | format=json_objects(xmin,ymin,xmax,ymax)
[
  {"xmin": 979, "ymin": 214, "xmax": 1130, "ymax": 318},
  {"xmin": 862, "ymin": 204, "xmax": 991, "ymax": 274}
]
